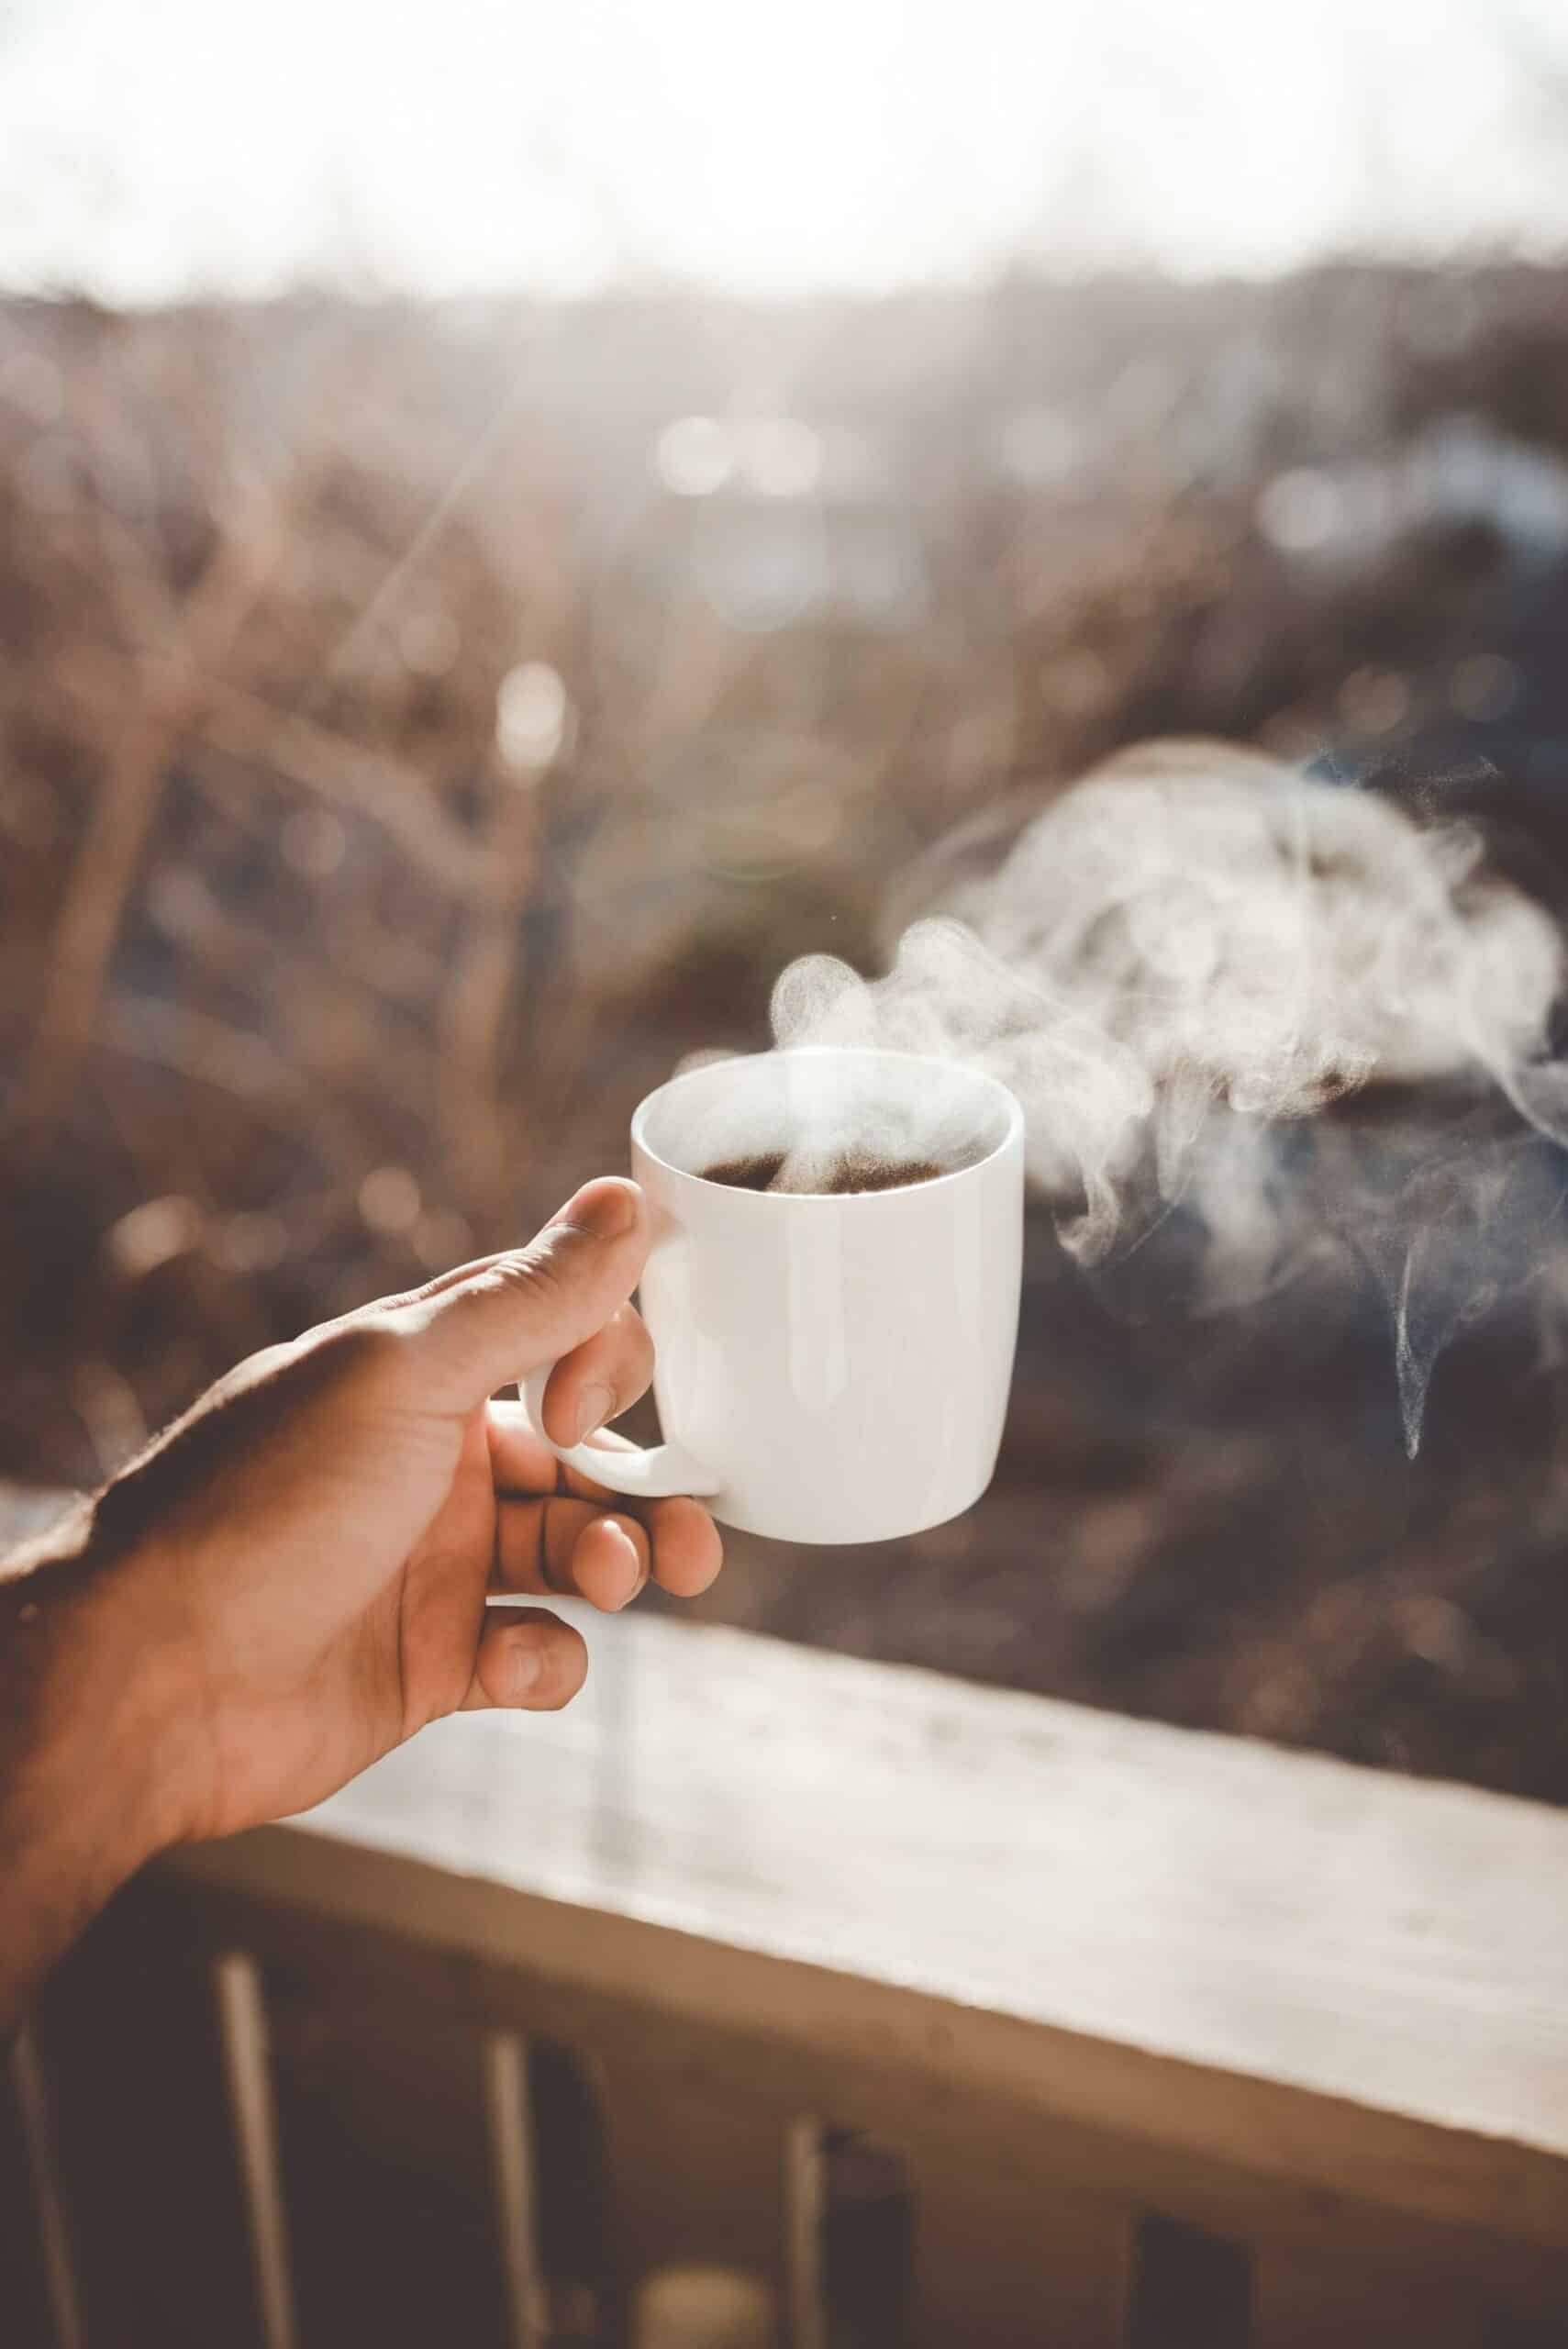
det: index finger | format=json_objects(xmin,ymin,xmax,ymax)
[{"xmin": 486, "ymin": 1396, "xmax": 645, "ymax": 1502}]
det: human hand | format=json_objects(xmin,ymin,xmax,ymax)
[{"xmin": 3, "ymin": 1177, "xmax": 720, "ymax": 1890}]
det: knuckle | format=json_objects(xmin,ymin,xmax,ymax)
[
  {"xmin": 534, "ymin": 1501, "xmax": 573, "ymax": 1592},
  {"xmin": 311, "ymin": 1317, "xmax": 407, "ymax": 1388},
  {"xmin": 481, "ymin": 1248, "xmax": 569, "ymax": 1309}
]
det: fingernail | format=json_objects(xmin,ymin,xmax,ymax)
[
  {"xmin": 560, "ymin": 1180, "xmax": 637, "ymax": 1240},
  {"xmin": 574, "ymin": 1381, "xmax": 616, "ymax": 1442},
  {"xmin": 511, "ymin": 1639, "xmax": 545, "ymax": 1698},
  {"xmin": 608, "ymin": 1520, "xmax": 647, "ymax": 1603}
]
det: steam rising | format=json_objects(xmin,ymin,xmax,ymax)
[{"xmin": 770, "ymin": 741, "xmax": 1568, "ymax": 1453}]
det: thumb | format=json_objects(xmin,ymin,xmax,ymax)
[{"xmin": 396, "ymin": 1178, "xmax": 649, "ymax": 1409}]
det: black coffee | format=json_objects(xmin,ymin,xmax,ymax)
[{"xmin": 700, "ymin": 1152, "xmax": 949, "ymax": 1196}]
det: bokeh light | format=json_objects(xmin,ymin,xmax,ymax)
[
  {"xmin": 358, "ymin": 1166, "xmax": 424, "ymax": 1238},
  {"xmin": 655, "ymin": 417, "xmax": 734, "ymax": 497},
  {"xmin": 496, "ymin": 661, "xmax": 571, "ymax": 772}
]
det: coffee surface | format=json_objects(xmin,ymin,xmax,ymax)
[{"xmin": 699, "ymin": 1152, "xmax": 949, "ymax": 1195}]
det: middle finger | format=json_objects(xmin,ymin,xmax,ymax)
[
  {"xmin": 493, "ymin": 1490, "xmax": 722, "ymax": 1607},
  {"xmin": 495, "ymin": 1493, "xmax": 650, "ymax": 1609}
]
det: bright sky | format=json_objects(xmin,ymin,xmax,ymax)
[{"xmin": 0, "ymin": 0, "xmax": 1565, "ymax": 303}]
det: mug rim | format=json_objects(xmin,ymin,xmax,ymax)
[{"xmin": 630, "ymin": 1044, "xmax": 1025, "ymax": 1200}]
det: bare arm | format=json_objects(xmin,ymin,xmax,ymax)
[{"xmin": 0, "ymin": 1505, "xmax": 186, "ymax": 2029}]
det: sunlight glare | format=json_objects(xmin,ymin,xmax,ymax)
[{"xmin": 0, "ymin": 0, "xmax": 1562, "ymax": 300}]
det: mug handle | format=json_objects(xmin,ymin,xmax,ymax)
[{"xmin": 517, "ymin": 1365, "xmax": 722, "ymax": 1498}]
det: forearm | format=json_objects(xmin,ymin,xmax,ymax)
[{"xmin": 0, "ymin": 1508, "xmax": 177, "ymax": 2035}]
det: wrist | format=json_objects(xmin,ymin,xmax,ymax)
[{"xmin": 2, "ymin": 1502, "xmax": 191, "ymax": 1908}]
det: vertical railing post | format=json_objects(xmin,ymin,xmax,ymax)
[
  {"xmin": 483, "ymin": 2027, "xmax": 548, "ymax": 2349},
  {"xmin": 213, "ymin": 1950, "xmax": 298, "ymax": 2349},
  {"xmin": 7, "ymin": 2026, "xmax": 86, "ymax": 2349},
  {"xmin": 784, "ymin": 2118, "xmax": 828, "ymax": 2349}
]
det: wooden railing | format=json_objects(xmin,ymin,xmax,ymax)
[{"xmin": 5, "ymin": 1481, "xmax": 1567, "ymax": 2347}]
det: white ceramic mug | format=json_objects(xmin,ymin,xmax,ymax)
[{"xmin": 522, "ymin": 1046, "xmax": 1024, "ymax": 1543}]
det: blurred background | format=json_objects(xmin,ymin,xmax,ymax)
[{"xmin": 4, "ymin": 0, "xmax": 1568, "ymax": 1798}]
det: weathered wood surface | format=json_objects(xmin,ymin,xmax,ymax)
[
  {"xmin": 176, "ymin": 1605, "xmax": 1568, "ymax": 2241},
  {"xmin": 7, "ymin": 1482, "xmax": 1568, "ymax": 2261}
]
